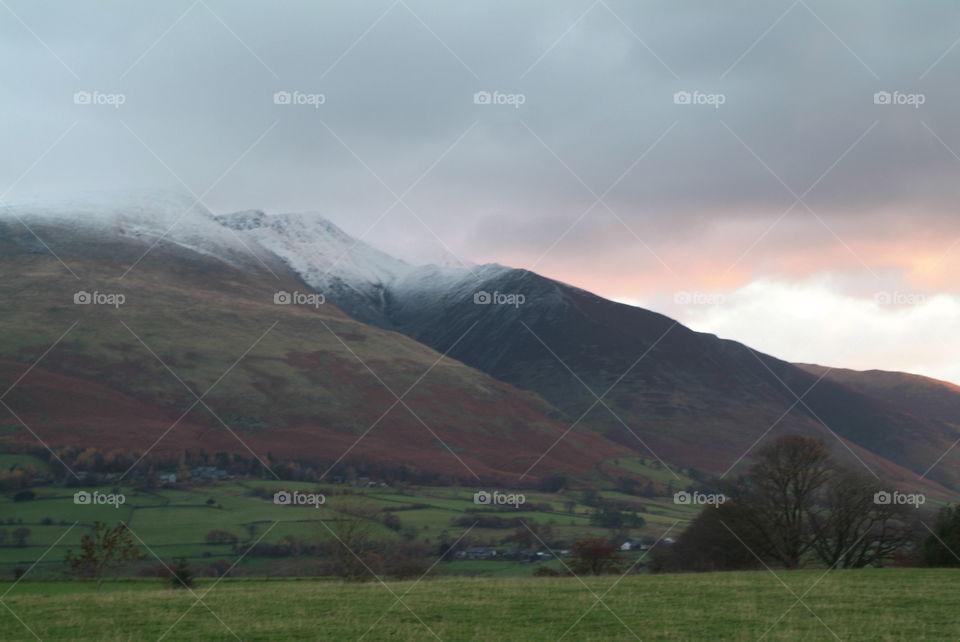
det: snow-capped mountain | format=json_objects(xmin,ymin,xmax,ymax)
[
  {"xmin": 214, "ymin": 208, "xmax": 414, "ymax": 289},
  {"xmin": 0, "ymin": 190, "xmax": 269, "ymax": 270},
  {"xmin": 3, "ymin": 190, "xmax": 959, "ymax": 493},
  {"xmin": 213, "ymin": 207, "xmax": 512, "ymax": 326},
  {"xmin": 0, "ymin": 193, "xmax": 629, "ymax": 485},
  {"xmin": 2, "ymin": 190, "xmax": 513, "ymax": 326}
]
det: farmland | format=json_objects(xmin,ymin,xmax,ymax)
[{"xmin": 0, "ymin": 479, "xmax": 697, "ymax": 579}]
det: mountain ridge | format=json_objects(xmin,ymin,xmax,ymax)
[{"xmin": 2, "ymin": 191, "xmax": 957, "ymax": 495}]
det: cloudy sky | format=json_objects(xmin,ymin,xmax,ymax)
[{"xmin": 3, "ymin": 0, "xmax": 960, "ymax": 383}]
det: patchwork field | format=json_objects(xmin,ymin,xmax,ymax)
[{"xmin": 0, "ymin": 480, "xmax": 696, "ymax": 578}]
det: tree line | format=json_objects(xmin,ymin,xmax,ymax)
[{"xmin": 654, "ymin": 435, "xmax": 959, "ymax": 572}]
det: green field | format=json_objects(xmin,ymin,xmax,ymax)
[
  {"xmin": 0, "ymin": 480, "xmax": 696, "ymax": 580},
  {"xmin": 0, "ymin": 454, "xmax": 47, "ymax": 471},
  {"xmin": 1, "ymin": 569, "xmax": 957, "ymax": 640},
  {"xmin": 0, "ymin": 481, "xmax": 698, "ymax": 578}
]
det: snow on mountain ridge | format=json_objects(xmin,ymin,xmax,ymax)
[
  {"xmin": 0, "ymin": 190, "xmax": 264, "ymax": 268},
  {"xmin": 2, "ymin": 190, "xmax": 508, "ymax": 312},
  {"xmin": 214, "ymin": 209, "xmax": 415, "ymax": 294},
  {"xmin": 1, "ymin": 190, "xmax": 210, "ymax": 228},
  {"xmin": 212, "ymin": 207, "xmax": 515, "ymax": 325},
  {"xmin": 213, "ymin": 209, "xmax": 507, "ymax": 304}
]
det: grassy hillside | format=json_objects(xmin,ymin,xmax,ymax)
[
  {"xmin": 0, "ymin": 223, "xmax": 636, "ymax": 483},
  {"xmin": 797, "ymin": 363, "xmax": 960, "ymax": 430},
  {"xmin": 384, "ymin": 268, "xmax": 960, "ymax": 494},
  {"xmin": 1, "ymin": 569, "xmax": 957, "ymax": 640}
]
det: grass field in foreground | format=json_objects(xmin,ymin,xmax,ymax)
[{"xmin": 1, "ymin": 569, "xmax": 957, "ymax": 641}]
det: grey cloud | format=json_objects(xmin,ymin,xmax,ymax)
[{"xmin": 3, "ymin": 0, "xmax": 960, "ymax": 269}]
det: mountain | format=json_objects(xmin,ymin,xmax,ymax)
[
  {"xmin": 2, "ymin": 192, "xmax": 957, "ymax": 496},
  {"xmin": 4, "ymin": 191, "xmax": 265, "ymax": 269},
  {"xmin": 371, "ymin": 268, "xmax": 960, "ymax": 493},
  {"xmin": 0, "ymin": 193, "xmax": 637, "ymax": 485},
  {"xmin": 216, "ymin": 206, "xmax": 960, "ymax": 494},
  {"xmin": 211, "ymin": 208, "xmax": 504, "ymax": 329},
  {"xmin": 795, "ymin": 364, "xmax": 960, "ymax": 432}
]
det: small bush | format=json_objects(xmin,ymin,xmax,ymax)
[{"xmin": 169, "ymin": 558, "xmax": 195, "ymax": 590}]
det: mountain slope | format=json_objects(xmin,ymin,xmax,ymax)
[
  {"xmin": 216, "ymin": 209, "xmax": 960, "ymax": 494},
  {"xmin": 0, "ymin": 203, "xmax": 637, "ymax": 484},
  {"xmin": 4, "ymin": 194, "xmax": 957, "ymax": 495},
  {"xmin": 795, "ymin": 364, "xmax": 960, "ymax": 431},
  {"xmin": 374, "ymin": 267, "xmax": 960, "ymax": 492},
  {"xmin": 212, "ymin": 208, "xmax": 502, "ymax": 329}
]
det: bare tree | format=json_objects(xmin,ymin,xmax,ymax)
[
  {"xmin": 727, "ymin": 435, "xmax": 833, "ymax": 568},
  {"xmin": 65, "ymin": 521, "xmax": 142, "ymax": 591},
  {"xmin": 669, "ymin": 435, "xmax": 919, "ymax": 571},
  {"xmin": 323, "ymin": 496, "xmax": 382, "ymax": 581},
  {"xmin": 809, "ymin": 469, "xmax": 915, "ymax": 568}
]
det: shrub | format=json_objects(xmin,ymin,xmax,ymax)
[
  {"xmin": 169, "ymin": 558, "xmax": 195, "ymax": 589},
  {"xmin": 921, "ymin": 505, "xmax": 960, "ymax": 567},
  {"xmin": 569, "ymin": 538, "xmax": 622, "ymax": 575}
]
